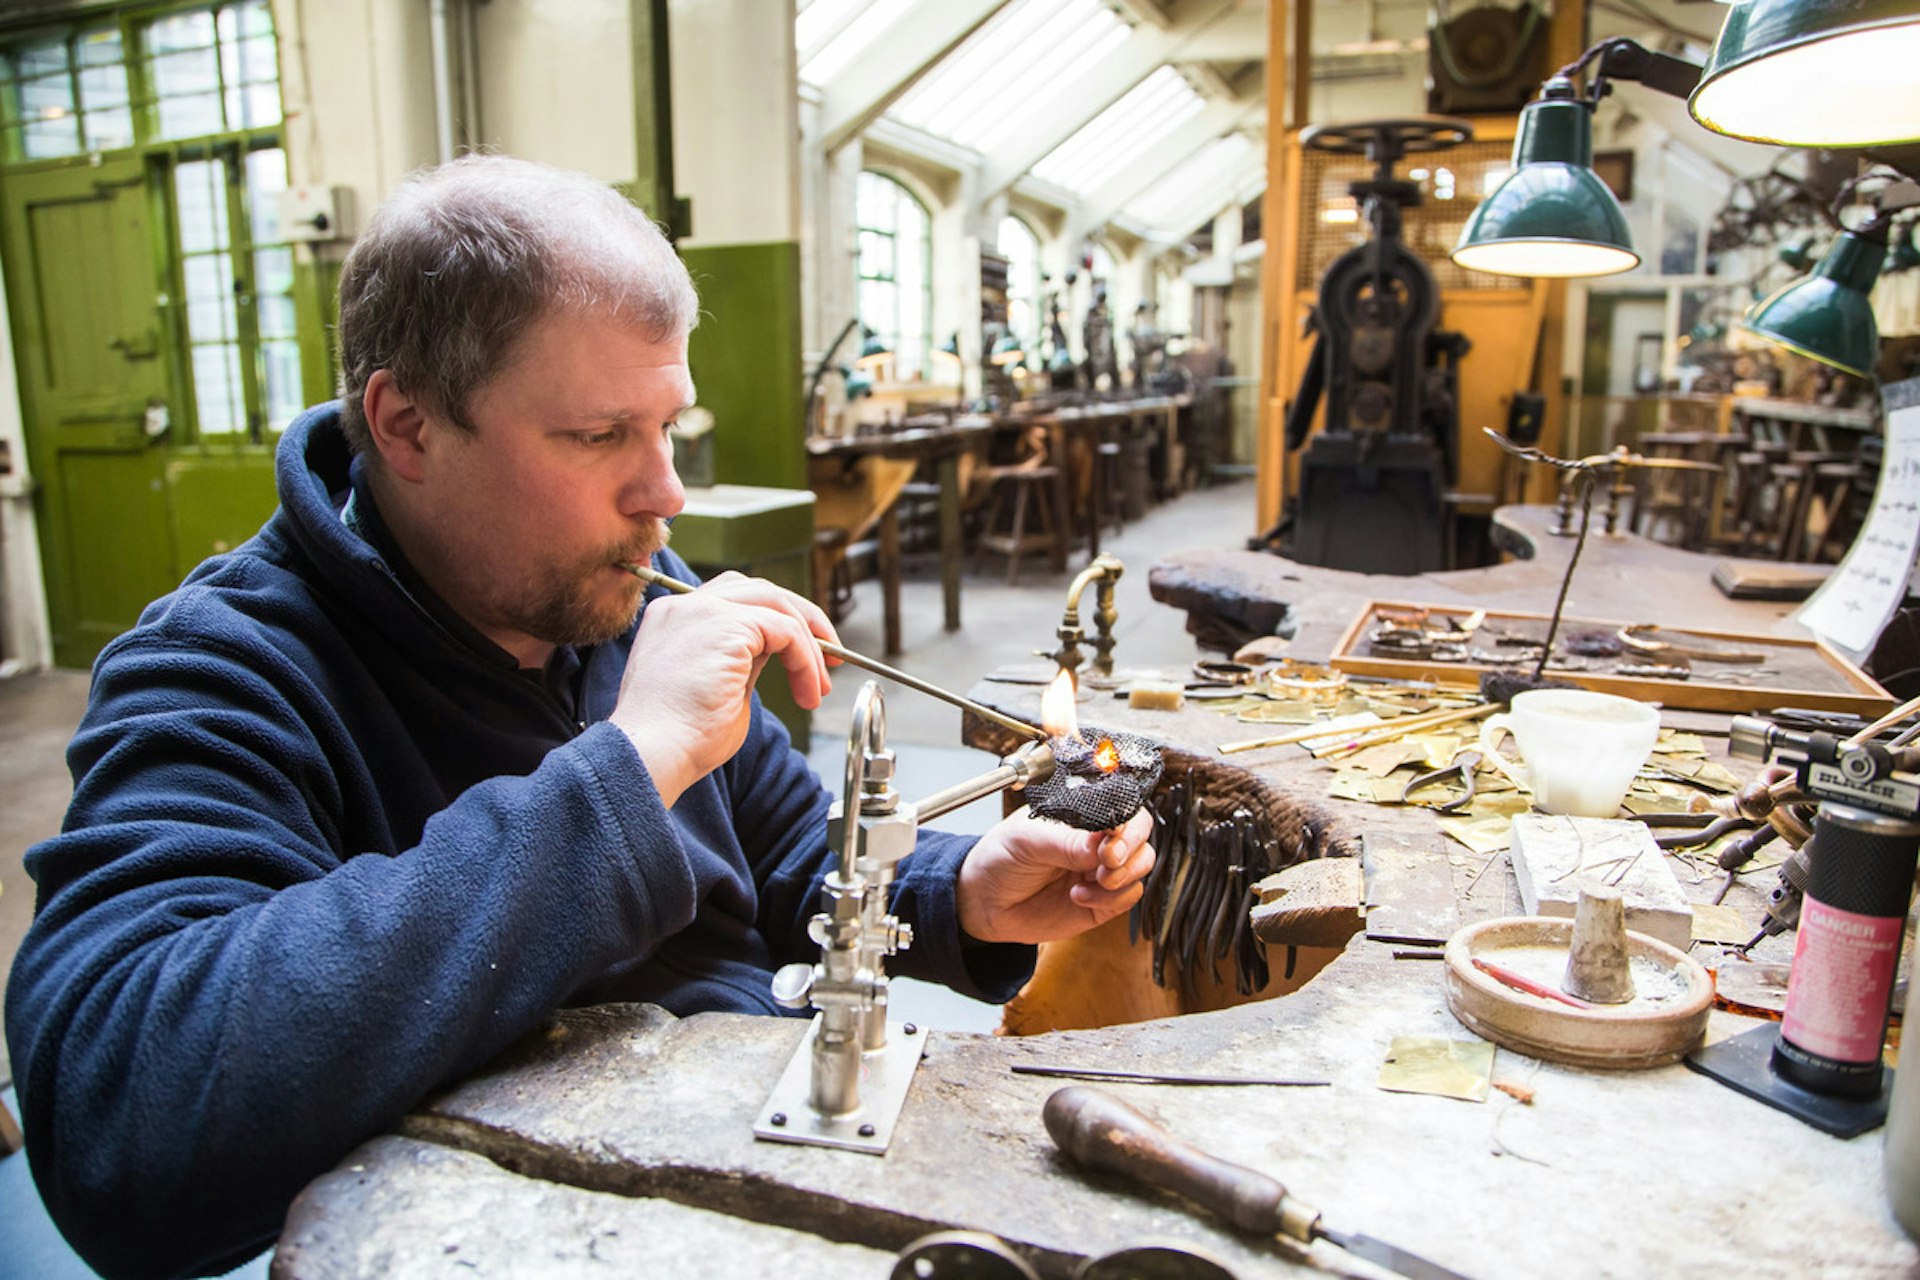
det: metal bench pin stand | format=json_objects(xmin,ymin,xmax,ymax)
[{"xmin": 754, "ymin": 681, "xmax": 1056, "ymax": 1153}]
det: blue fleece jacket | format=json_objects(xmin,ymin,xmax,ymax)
[{"xmin": 4, "ymin": 403, "xmax": 1032, "ymax": 1279}]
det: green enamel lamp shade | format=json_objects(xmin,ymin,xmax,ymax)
[
  {"xmin": 989, "ymin": 332, "xmax": 1025, "ymax": 367},
  {"xmin": 853, "ymin": 330, "xmax": 892, "ymax": 372},
  {"xmin": 1451, "ymin": 82, "xmax": 1640, "ymax": 279},
  {"xmin": 1740, "ymin": 231, "xmax": 1887, "ymax": 378},
  {"xmin": 1691, "ymin": 0, "xmax": 1920, "ymax": 146}
]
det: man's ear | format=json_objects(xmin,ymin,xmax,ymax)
[{"xmin": 362, "ymin": 370, "xmax": 433, "ymax": 484}]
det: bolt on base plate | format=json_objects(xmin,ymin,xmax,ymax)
[{"xmin": 753, "ymin": 1017, "xmax": 929, "ymax": 1154}]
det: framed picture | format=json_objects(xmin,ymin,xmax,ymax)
[{"xmin": 1593, "ymin": 150, "xmax": 1635, "ymax": 202}]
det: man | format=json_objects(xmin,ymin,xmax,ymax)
[{"xmin": 5, "ymin": 155, "xmax": 1153, "ymax": 1280}]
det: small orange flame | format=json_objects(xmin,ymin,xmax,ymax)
[
  {"xmin": 1041, "ymin": 668, "xmax": 1079, "ymax": 738},
  {"xmin": 1092, "ymin": 737, "xmax": 1121, "ymax": 773}
]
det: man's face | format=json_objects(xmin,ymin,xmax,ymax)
[{"xmin": 404, "ymin": 309, "xmax": 693, "ymax": 662}]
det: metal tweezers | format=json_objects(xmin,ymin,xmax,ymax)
[{"xmin": 1400, "ymin": 749, "xmax": 1482, "ymax": 812}]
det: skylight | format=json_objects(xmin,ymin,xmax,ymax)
[
  {"xmin": 1029, "ymin": 65, "xmax": 1205, "ymax": 197},
  {"xmin": 1121, "ymin": 132, "xmax": 1261, "ymax": 241},
  {"xmin": 798, "ymin": 0, "xmax": 917, "ymax": 88},
  {"xmin": 886, "ymin": 0, "xmax": 1131, "ymax": 154}
]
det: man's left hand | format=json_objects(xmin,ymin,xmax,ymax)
[{"xmin": 955, "ymin": 808, "xmax": 1155, "ymax": 945}]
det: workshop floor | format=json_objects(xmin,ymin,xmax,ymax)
[{"xmin": 0, "ymin": 478, "xmax": 1255, "ymax": 1278}]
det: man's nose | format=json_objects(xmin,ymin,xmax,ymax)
[{"xmin": 624, "ymin": 443, "xmax": 685, "ymax": 520}]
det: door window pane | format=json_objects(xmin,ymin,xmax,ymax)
[
  {"xmin": 177, "ymin": 158, "xmax": 246, "ymax": 436},
  {"xmin": 147, "ymin": 3, "xmax": 282, "ymax": 142},
  {"xmin": 84, "ymin": 106, "xmax": 133, "ymax": 152},
  {"xmin": 175, "ymin": 158, "xmax": 231, "ymax": 254},
  {"xmin": 244, "ymin": 146, "xmax": 285, "ymax": 241},
  {"xmin": 78, "ymin": 35, "xmax": 133, "ymax": 153},
  {"xmin": 18, "ymin": 69, "xmax": 77, "ymax": 158},
  {"xmin": 183, "ymin": 255, "xmax": 237, "ymax": 339},
  {"xmin": 244, "ymin": 147, "xmax": 299, "ymax": 431},
  {"xmin": 15, "ymin": 42, "xmax": 66, "ymax": 77},
  {"xmin": 0, "ymin": 26, "xmax": 132, "ymax": 159},
  {"xmin": 192, "ymin": 344, "xmax": 244, "ymax": 435},
  {"xmin": 148, "ymin": 11, "xmax": 215, "ymax": 53},
  {"xmin": 261, "ymin": 340, "xmax": 303, "ymax": 429}
]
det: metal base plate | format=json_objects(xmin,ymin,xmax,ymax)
[
  {"xmin": 753, "ymin": 1017, "xmax": 928, "ymax": 1153},
  {"xmin": 1684, "ymin": 1022, "xmax": 1891, "ymax": 1138}
]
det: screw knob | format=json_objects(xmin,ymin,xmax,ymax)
[{"xmin": 771, "ymin": 963, "xmax": 815, "ymax": 1009}]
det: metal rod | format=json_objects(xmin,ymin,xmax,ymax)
[
  {"xmin": 620, "ymin": 562, "xmax": 1048, "ymax": 742},
  {"xmin": 1846, "ymin": 694, "xmax": 1920, "ymax": 748},
  {"xmin": 1010, "ymin": 1065, "xmax": 1330, "ymax": 1087},
  {"xmin": 914, "ymin": 741, "xmax": 1056, "ymax": 822},
  {"xmin": 1219, "ymin": 699, "xmax": 1487, "ymax": 756},
  {"xmin": 1318, "ymin": 703, "xmax": 1495, "ymax": 757}
]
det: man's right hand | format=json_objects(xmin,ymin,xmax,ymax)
[{"xmin": 609, "ymin": 570, "xmax": 838, "ymax": 806}]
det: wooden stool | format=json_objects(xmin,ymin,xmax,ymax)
[
  {"xmin": 1632, "ymin": 432, "xmax": 1720, "ymax": 550},
  {"xmin": 974, "ymin": 465, "xmax": 1062, "ymax": 584}
]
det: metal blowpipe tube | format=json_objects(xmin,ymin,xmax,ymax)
[{"xmin": 619, "ymin": 562, "xmax": 1048, "ymax": 742}]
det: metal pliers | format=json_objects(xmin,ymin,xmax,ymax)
[{"xmin": 1401, "ymin": 749, "xmax": 1482, "ymax": 812}]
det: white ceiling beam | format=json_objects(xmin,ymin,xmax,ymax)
[
  {"xmin": 819, "ymin": 0, "xmax": 1010, "ymax": 155},
  {"xmin": 976, "ymin": 0, "xmax": 1239, "ymax": 202},
  {"xmin": 1071, "ymin": 93, "xmax": 1264, "ymax": 238},
  {"xmin": 1128, "ymin": 153, "xmax": 1267, "ymax": 248}
]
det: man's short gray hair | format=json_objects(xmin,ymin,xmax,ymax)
[{"xmin": 335, "ymin": 153, "xmax": 699, "ymax": 455}]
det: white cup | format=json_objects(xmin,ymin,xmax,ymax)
[{"xmin": 1477, "ymin": 689, "xmax": 1660, "ymax": 818}]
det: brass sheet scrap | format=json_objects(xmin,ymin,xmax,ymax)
[{"xmin": 1376, "ymin": 1035, "xmax": 1495, "ymax": 1103}]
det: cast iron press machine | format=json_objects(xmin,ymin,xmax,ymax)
[{"xmin": 1253, "ymin": 117, "xmax": 1478, "ymax": 575}]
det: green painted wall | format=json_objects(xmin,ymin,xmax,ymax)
[{"xmin": 681, "ymin": 240, "xmax": 804, "ymax": 490}]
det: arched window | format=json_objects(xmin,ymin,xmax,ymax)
[
  {"xmin": 855, "ymin": 170, "xmax": 931, "ymax": 379},
  {"xmin": 997, "ymin": 214, "xmax": 1041, "ymax": 356}
]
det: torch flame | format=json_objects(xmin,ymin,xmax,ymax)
[
  {"xmin": 1092, "ymin": 737, "xmax": 1121, "ymax": 773},
  {"xmin": 1041, "ymin": 669, "xmax": 1079, "ymax": 738}
]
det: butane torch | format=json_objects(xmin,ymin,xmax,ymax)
[{"xmin": 1729, "ymin": 716, "xmax": 1920, "ymax": 1099}]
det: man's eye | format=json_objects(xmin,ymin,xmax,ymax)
[{"xmin": 576, "ymin": 430, "xmax": 620, "ymax": 447}]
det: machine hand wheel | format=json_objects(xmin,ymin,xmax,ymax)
[{"xmin": 1300, "ymin": 116, "xmax": 1474, "ymax": 160}]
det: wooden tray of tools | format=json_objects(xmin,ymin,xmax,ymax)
[{"xmin": 1328, "ymin": 600, "xmax": 1894, "ymax": 715}]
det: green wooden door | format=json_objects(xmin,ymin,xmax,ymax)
[{"xmin": 4, "ymin": 158, "xmax": 175, "ymax": 666}]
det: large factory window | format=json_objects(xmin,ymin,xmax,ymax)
[
  {"xmin": 855, "ymin": 169, "xmax": 931, "ymax": 381},
  {"xmin": 998, "ymin": 215, "xmax": 1041, "ymax": 357}
]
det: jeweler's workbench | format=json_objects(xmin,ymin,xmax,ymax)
[{"xmin": 275, "ymin": 510, "xmax": 1918, "ymax": 1279}]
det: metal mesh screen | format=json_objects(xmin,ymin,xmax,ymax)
[
  {"xmin": 1027, "ymin": 728, "xmax": 1165, "ymax": 832},
  {"xmin": 1297, "ymin": 140, "xmax": 1520, "ymax": 293}
]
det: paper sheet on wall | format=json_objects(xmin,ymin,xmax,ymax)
[{"xmin": 1795, "ymin": 378, "xmax": 1920, "ymax": 657}]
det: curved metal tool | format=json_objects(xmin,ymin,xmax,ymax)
[
  {"xmin": 1618, "ymin": 624, "xmax": 1765, "ymax": 664},
  {"xmin": 1401, "ymin": 750, "xmax": 1483, "ymax": 813}
]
